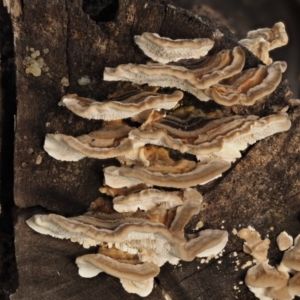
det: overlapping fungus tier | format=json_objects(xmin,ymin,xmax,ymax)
[
  {"xmin": 44, "ymin": 123, "xmax": 137, "ymax": 161},
  {"xmin": 103, "ymin": 46, "xmax": 246, "ymax": 100},
  {"xmin": 28, "ymin": 26, "xmax": 292, "ymax": 297},
  {"xmin": 59, "ymin": 90, "xmax": 183, "ymax": 120},
  {"xmin": 204, "ymin": 61, "xmax": 287, "ymax": 106},
  {"xmin": 129, "ymin": 111, "xmax": 291, "ymax": 162},
  {"xmin": 27, "ymin": 188, "xmax": 228, "ymax": 296}
]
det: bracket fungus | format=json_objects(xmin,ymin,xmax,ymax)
[
  {"xmin": 103, "ymin": 160, "xmax": 231, "ymax": 189},
  {"xmin": 59, "ymin": 90, "xmax": 183, "ymax": 121},
  {"xmin": 76, "ymin": 253, "xmax": 159, "ymax": 297},
  {"xmin": 278, "ymin": 234, "xmax": 300, "ymax": 273},
  {"xmin": 31, "ymin": 21, "xmax": 292, "ymax": 297},
  {"xmin": 134, "ymin": 32, "xmax": 214, "ymax": 64},
  {"xmin": 129, "ymin": 112, "xmax": 291, "ymax": 162},
  {"xmin": 238, "ymin": 228, "xmax": 300, "ymax": 300},
  {"xmin": 27, "ymin": 188, "xmax": 228, "ymax": 297},
  {"xmin": 277, "ymin": 231, "xmax": 293, "ymax": 251},
  {"xmin": 104, "ymin": 46, "xmax": 245, "ymax": 101},
  {"xmin": 239, "ymin": 22, "xmax": 288, "ymax": 65},
  {"xmin": 203, "ymin": 61, "xmax": 287, "ymax": 106},
  {"xmin": 43, "ymin": 123, "xmax": 140, "ymax": 161},
  {"xmin": 237, "ymin": 227, "xmax": 270, "ymax": 263}
]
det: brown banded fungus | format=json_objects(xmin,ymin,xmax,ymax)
[
  {"xmin": 239, "ymin": 22, "xmax": 288, "ymax": 65},
  {"xmin": 43, "ymin": 123, "xmax": 141, "ymax": 161},
  {"xmin": 103, "ymin": 160, "xmax": 231, "ymax": 189},
  {"xmin": 76, "ymin": 253, "xmax": 159, "ymax": 297},
  {"xmin": 35, "ymin": 21, "xmax": 291, "ymax": 297},
  {"xmin": 278, "ymin": 234, "xmax": 300, "ymax": 273},
  {"xmin": 129, "ymin": 112, "xmax": 291, "ymax": 162},
  {"xmin": 203, "ymin": 61, "xmax": 287, "ymax": 106},
  {"xmin": 238, "ymin": 228, "xmax": 300, "ymax": 300},
  {"xmin": 134, "ymin": 32, "xmax": 214, "ymax": 64},
  {"xmin": 245, "ymin": 262, "xmax": 290, "ymax": 300},
  {"xmin": 27, "ymin": 189, "xmax": 228, "ymax": 297},
  {"xmin": 103, "ymin": 46, "xmax": 245, "ymax": 101},
  {"xmin": 59, "ymin": 90, "xmax": 183, "ymax": 120}
]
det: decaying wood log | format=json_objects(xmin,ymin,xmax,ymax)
[{"xmin": 5, "ymin": 0, "xmax": 300, "ymax": 299}]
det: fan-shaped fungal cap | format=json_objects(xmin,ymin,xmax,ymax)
[
  {"xmin": 277, "ymin": 231, "xmax": 293, "ymax": 251},
  {"xmin": 76, "ymin": 253, "xmax": 158, "ymax": 297},
  {"xmin": 204, "ymin": 61, "xmax": 287, "ymax": 106},
  {"xmin": 245, "ymin": 262, "xmax": 290, "ymax": 300},
  {"xmin": 239, "ymin": 22, "xmax": 288, "ymax": 65},
  {"xmin": 26, "ymin": 211, "xmax": 228, "ymax": 262},
  {"xmin": 279, "ymin": 234, "xmax": 300, "ymax": 272},
  {"xmin": 197, "ymin": 113, "xmax": 291, "ymax": 162},
  {"xmin": 185, "ymin": 229, "xmax": 228, "ymax": 259},
  {"xmin": 43, "ymin": 124, "xmax": 141, "ymax": 161},
  {"xmin": 237, "ymin": 227, "xmax": 270, "ymax": 263},
  {"xmin": 243, "ymin": 22, "xmax": 288, "ymax": 51},
  {"xmin": 76, "ymin": 253, "xmax": 159, "ymax": 281},
  {"xmin": 26, "ymin": 213, "xmax": 181, "ymax": 249},
  {"xmin": 103, "ymin": 46, "xmax": 245, "ymax": 100},
  {"xmin": 134, "ymin": 32, "xmax": 214, "ymax": 64},
  {"xmin": 59, "ymin": 90, "xmax": 183, "ymax": 120},
  {"xmin": 245, "ymin": 262, "xmax": 289, "ymax": 288},
  {"xmin": 104, "ymin": 160, "xmax": 231, "ymax": 189},
  {"xmin": 129, "ymin": 112, "xmax": 291, "ymax": 163}
]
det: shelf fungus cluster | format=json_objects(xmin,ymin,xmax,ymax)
[
  {"xmin": 104, "ymin": 30, "xmax": 287, "ymax": 106},
  {"xmin": 27, "ymin": 189, "xmax": 228, "ymax": 297},
  {"xmin": 28, "ymin": 25, "xmax": 291, "ymax": 297},
  {"xmin": 239, "ymin": 22, "xmax": 288, "ymax": 65},
  {"xmin": 238, "ymin": 228, "xmax": 300, "ymax": 300}
]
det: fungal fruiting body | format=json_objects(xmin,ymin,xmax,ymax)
[
  {"xmin": 44, "ymin": 108, "xmax": 291, "ymax": 164},
  {"xmin": 203, "ymin": 61, "xmax": 287, "ymax": 106},
  {"xmin": 59, "ymin": 90, "xmax": 183, "ymax": 120},
  {"xmin": 134, "ymin": 32, "xmax": 214, "ymax": 63},
  {"xmin": 277, "ymin": 231, "xmax": 293, "ymax": 251},
  {"xmin": 27, "ymin": 188, "xmax": 228, "ymax": 297},
  {"xmin": 103, "ymin": 160, "xmax": 231, "ymax": 188},
  {"xmin": 129, "ymin": 112, "xmax": 291, "ymax": 163},
  {"xmin": 104, "ymin": 46, "xmax": 246, "ymax": 101},
  {"xmin": 238, "ymin": 228, "xmax": 300, "ymax": 300},
  {"xmin": 33, "ymin": 23, "xmax": 292, "ymax": 297},
  {"xmin": 43, "ymin": 124, "xmax": 140, "ymax": 161},
  {"xmin": 239, "ymin": 22, "xmax": 288, "ymax": 65}
]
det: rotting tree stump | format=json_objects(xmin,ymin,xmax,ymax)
[{"xmin": 4, "ymin": 0, "xmax": 300, "ymax": 299}]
